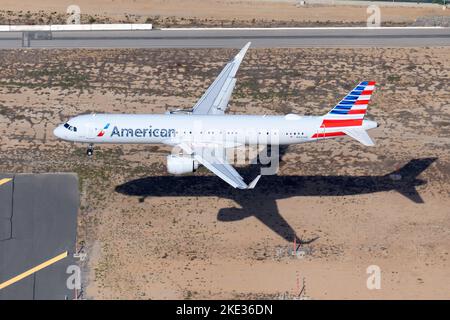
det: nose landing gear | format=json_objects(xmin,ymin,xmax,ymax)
[{"xmin": 87, "ymin": 144, "xmax": 94, "ymax": 157}]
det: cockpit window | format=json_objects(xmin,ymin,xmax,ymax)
[{"xmin": 63, "ymin": 123, "xmax": 77, "ymax": 132}]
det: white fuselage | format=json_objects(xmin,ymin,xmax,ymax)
[{"xmin": 53, "ymin": 113, "xmax": 377, "ymax": 146}]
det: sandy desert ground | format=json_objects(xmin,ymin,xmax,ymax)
[
  {"xmin": 0, "ymin": 47, "xmax": 449, "ymax": 299},
  {"xmin": 0, "ymin": 0, "xmax": 449, "ymax": 26}
]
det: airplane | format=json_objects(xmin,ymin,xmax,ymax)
[{"xmin": 54, "ymin": 42, "xmax": 379, "ymax": 189}]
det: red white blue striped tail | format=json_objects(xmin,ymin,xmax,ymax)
[{"xmin": 322, "ymin": 81, "xmax": 375, "ymax": 127}]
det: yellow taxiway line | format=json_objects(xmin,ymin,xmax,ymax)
[
  {"xmin": 0, "ymin": 178, "xmax": 12, "ymax": 186},
  {"xmin": 0, "ymin": 251, "xmax": 68, "ymax": 290}
]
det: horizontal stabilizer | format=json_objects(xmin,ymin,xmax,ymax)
[
  {"xmin": 397, "ymin": 187, "xmax": 424, "ymax": 204},
  {"xmin": 343, "ymin": 128, "xmax": 375, "ymax": 146}
]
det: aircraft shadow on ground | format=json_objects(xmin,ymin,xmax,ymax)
[{"xmin": 115, "ymin": 157, "xmax": 437, "ymax": 243}]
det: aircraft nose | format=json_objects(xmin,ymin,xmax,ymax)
[{"xmin": 53, "ymin": 125, "xmax": 64, "ymax": 139}]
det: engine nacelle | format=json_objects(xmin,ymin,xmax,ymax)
[{"xmin": 166, "ymin": 155, "xmax": 199, "ymax": 175}]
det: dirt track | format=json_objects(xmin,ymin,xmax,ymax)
[{"xmin": 0, "ymin": 0, "xmax": 449, "ymax": 26}]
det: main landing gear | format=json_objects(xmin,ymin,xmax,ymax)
[{"xmin": 87, "ymin": 144, "xmax": 94, "ymax": 157}]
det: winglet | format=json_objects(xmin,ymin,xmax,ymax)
[
  {"xmin": 229, "ymin": 42, "xmax": 251, "ymax": 76},
  {"xmin": 247, "ymin": 175, "xmax": 261, "ymax": 189},
  {"xmin": 236, "ymin": 42, "xmax": 251, "ymax": 59},
  {"xmin": 238, "ymin": 41, "xmax": 252, "ymax": 57}
]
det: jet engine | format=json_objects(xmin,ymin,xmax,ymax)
[{"xmin": 166, "ymin": 155, "xmax": 199, "ymax": 175}]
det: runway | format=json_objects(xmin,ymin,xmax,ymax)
[
  {"xmin": 0, "ymin": 27, "xmax": 449, "ymax": 48},
  {"xmin": 0, "ymin": 174, "xmax": 78, "ymax": 300}
]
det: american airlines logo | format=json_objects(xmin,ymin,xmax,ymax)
[
  {"xmin": 97, "ymin": 123, "xmax": 110, "ymax": 137},
  {"xmin": 110, "ymin": 125, "xmax": 176, "ymax": 138}
]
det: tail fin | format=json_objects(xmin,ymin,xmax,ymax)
[
  {"xmin": 326, "ymin": 81, "xmax": 376, "ymax": 118},
  {"xmin": 385, "ymin": 158, "xmax": 437, "ymax": 203},
  {"xmin": 385, "ymin": 158, "xmax": 437, "ymax": 181},
  {"xmin": 323, "ymin": 81, "xmax": 376, "ymax": 127},
  {"xmin": 317, "ymin": 81, "xmax": 376, "ymax": 146}
]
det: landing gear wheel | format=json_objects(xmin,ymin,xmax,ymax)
[{"xmin": 87, "ymin": 144, "xmax": 94, "ymax": 157}]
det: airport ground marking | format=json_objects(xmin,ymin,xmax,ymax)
[
  {"xmin": 0, "ymin": 178, "xmax": 12, "ymax": 186},
  {"xmin": 0, "ymin": 251, "xmax": 68, "ymax": 290}
]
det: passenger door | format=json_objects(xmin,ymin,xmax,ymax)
[{"xmin": 85, "ymin": 123, "xmax": 97, "ymax": 140}]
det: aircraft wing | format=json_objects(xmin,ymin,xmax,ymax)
[
  {"xmin": 191, "ymin": 42, "xmax": 251, "ymax": 115},
  {"xmin": 178, "ymin": 143, "xmax": 260, "ymax": 189}
]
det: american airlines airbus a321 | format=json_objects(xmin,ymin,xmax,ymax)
[{"xmin": 54, "ymin": 42, "xmax": 378, "ymax": 189}]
